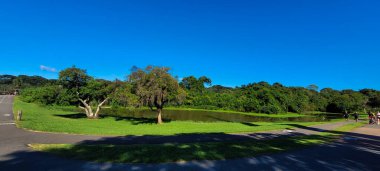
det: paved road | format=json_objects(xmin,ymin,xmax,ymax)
[
  {"xmin": 0, "ymin": 95, "xmax": 14, "ymax": 124},
  {"xmin": 1, "ymin": 95, "xmax": 380, "ymax": 171}
]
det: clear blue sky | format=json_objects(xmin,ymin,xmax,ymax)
[{"xmin": 0, "ymin": 0, "xmax": 379, "ymax": 90}]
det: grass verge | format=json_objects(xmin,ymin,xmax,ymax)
[{"xmin": 29, "ymin": 122, "xmax": 365, "ymax": 164}]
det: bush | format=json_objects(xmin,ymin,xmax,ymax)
[
  {"xmin": 260, "ymin": 105, "xmax": 281, "ymax": 114},
  {"xmin": 20, "ymin": 86, "xmax": 63, "ymax": 105}
]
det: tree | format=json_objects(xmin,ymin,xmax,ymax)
[
  {"xmin": 59, "ymin": 66, "xmax": 90, "ymax": 92},
  {"xmin": 199, "ymin": 76, "xmax": 212, "ymax": 87},
  {"xmin": 12, "ymin": 77, "xmax": 23, "ymax": 89},
  {"xmin": 77, "ymin": 79, "xmax": 113, "ymax": 119},
  {"xmin": 129, "ymin": 66, "xmax": 185, "ymax": 124},
  {"xmin": 59, "ymin": 66, "xmax": 113, "ymax": 119},
  {"xmin": 109, "ymin": 81, "xmax": 139, "ymax": 107},
  {"xmin": 180, "ymin": 76, "xmax": 212, "ymax": 93},
  {"xmin": 0, "ymin": 75, "xmax": 16, "ymax": 85}
]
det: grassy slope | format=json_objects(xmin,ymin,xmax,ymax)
[
  {"xmin": 14, "ymin": 98, "xmax": 332, "ymax": 136},
  {"xmin": 30, "ymin": 122, "xmax": 365, "ymax": 163}
]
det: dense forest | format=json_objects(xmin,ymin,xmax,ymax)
[
  {"xmin": 0, "ymin": 75, "xmax": 56, "ymax": 94},
  {"xmin": 1, "ymin": 66, "xmax": 380, "ymax": 114}
]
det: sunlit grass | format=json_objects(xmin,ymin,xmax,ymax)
[{"xmin": 14, "ymin": 97, "xmax": 333, "ymax": 136}]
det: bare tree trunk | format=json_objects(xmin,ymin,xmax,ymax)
[
  {"xmin": 157, "ymin": 108, "xmax": 163, "ymax": 124},
  {"xmin": 94, "ymin": 98, "xmax": 109, "ymax": 119},
  {"xmin": 79, "ymin": 98, "xmax": 93, "ymax": 118},
  {"xmin": 79, "ymin": 97, "xmax": 109, "ymax": 119}
]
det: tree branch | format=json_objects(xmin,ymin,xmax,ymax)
[
  {"xmin": 94, "ymin": 97, "xmax": 109, "ymax": 118},
  {"xmin": 97, "ymin": 97, "xmax": 109, "ymax": 108},
  {"xmin": 78, "ymin": 98, "xmax": 90, "ymax": 108},
  {"xmin": 79, "ymin": 105, "xmax": 90, "ymax": 117}
]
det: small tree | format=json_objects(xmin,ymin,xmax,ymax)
[
  {"xmin": 78, "ymin": 79, "xmax": 113, "ymax": 119},
  {"xmin": 129, "ymin": 66, "xmax": 186, "ymax": 124},
  {"xmin": 59, "ymin": 66, "xmax": 113, "ymax": 119},
  {"xmin": 59, "ymin": 66, "xmax": 90, "ymax": 92}
]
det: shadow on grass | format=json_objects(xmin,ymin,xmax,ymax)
[
  {"xmin": 241, "ymin": 122, "xmax": 259, "ymax": 127},
  {"xmin": 54, "ymin": 113, "xmax": 172, "ymax": 125},
  {"xmin": 1, "ymin": 124, "xmax": 380, "ymax": 170},
  {"xmin": 55, "ymin": 113, "xmax": 261, "ymax": 126},
  {"xmin": 113, "ymin": 116, "xmax": 172, "ymax": 125},
  {"xmin": 55, "ymin": 113, "xmax": 87, "ymax": 119}
]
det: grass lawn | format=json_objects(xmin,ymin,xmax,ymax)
[
  {"xmin": 30, "ymin": 122, "xmax": 365, "ymax": 163},
  {"xmin": 14, "ymin": 98, "xmax": 335, "ymax": 136}
]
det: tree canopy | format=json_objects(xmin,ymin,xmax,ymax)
[
  {"xmin": 129, "ymin": 66, "xmax": 186, "ymax": 124},
  {"xmin": 15, "ymin": 66, "xmax": 380, "ymax": 118}
]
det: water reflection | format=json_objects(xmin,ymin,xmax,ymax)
[{"xmin": 102, "ymin": 108, "xmax": 342, "ymax": 123}]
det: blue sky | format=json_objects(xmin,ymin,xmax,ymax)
[{"xmin": 0, "ymin": 0, "xmax": 379, "ymax": 90}]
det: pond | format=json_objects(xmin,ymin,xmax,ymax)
[{"xmin": 102, "ymin": 108, "xmax": 344, "ymax": 123}]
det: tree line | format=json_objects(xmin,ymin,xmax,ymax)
[
  {"xmin": 2, "ymin": 66, "xmax": 380, "ymax": 123},
  {"xmin": 0, "ymin": 75, "xmax": 56, "ymax": 94}
]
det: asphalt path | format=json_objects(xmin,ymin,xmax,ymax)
[
  {"xmin": 1, "ymin": 95, "xmax": 379, "ymax": 171},
  {"xmin": 0, "ymin": 95, "xmax": 14, "ymax": 124}
]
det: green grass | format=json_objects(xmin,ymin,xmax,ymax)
[
  {"xmin": 30, "ymin": 122, "xmax": 365, "ymax": 163},
  {"xmin": 14, "ymin": 97, "xmax": 334, "ymax": 136}
]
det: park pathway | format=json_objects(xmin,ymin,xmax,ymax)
[{"xmin": 1, "ymin": 95, "xmax": 379, "ymax": 171}]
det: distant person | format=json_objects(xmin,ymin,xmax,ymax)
[
  {"xmin": 353, "ymin": 112, "xmax": 359, "ymax": 123},
  {"xmin": 371, "ymin": 112, "xmax": 376, "ymax": 125},
  {"xmin": 368, "ymin": 112, "xmax": 374, "ymax": 124},
  {"xmin": 343, "ymin": 112, "xmax": 350, "ymax": 121},
  {"xmin": 377, "ymin": 111, "xmax": 380, "ymax": 125}
]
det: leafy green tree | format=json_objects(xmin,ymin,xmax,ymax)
[
  {"xmin": 12, "ymin": 77, "xmax": 23, "ymax": 89},
  {"xmin": 109, "ymin": 81, "xmax": 139, "ymax": 107},
  {"xmin": 129, "ymin": 66, "xmax": 186, "ymax": 124},
  {"xmin": 180, "ymin": 76, "xmax": 212, "ymax": 93},
  {"xmin": 17, "ymin": 75, "xmax": 50, "ymax": 87},
  {"xmin": 360, "ymin": 89, "xmax": 380, "ymax": 108},
  {"xmin": 59, "ymin": 66, "xmax": 91, "ymax": 92},
  {"xmin": 20, "ymin": 85, "xmax": 62, "ymax": 105},
  {"xmin": 209, "ymin": 85, "xmax": 232, "ymax": 93},
  {"xmin": 59, "ymin": 67, "xmax": 114, "ymax": 119}
]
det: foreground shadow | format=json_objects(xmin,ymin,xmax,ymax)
[{"xmin": 1, "ymin": 124, "xmax": 380, "ymax": 170}]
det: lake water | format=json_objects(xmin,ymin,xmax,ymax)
[{"xmin": 102, "ymin": 108, "xmax": 343, "ymax": 122}]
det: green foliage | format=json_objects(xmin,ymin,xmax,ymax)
[
  {"xmin": 20, "ymin": 85, "xmax": 62, "ymax": 105},
  {"xmin": 180, "ymin": 76, "xmax": 212, "ymax": 93},
  {"xmin": 59, "ymin": 66, "xmax": 91, "ymax": 91},
  {"xmin": 178, "ymin": 81, "xmax": 375, "ymax": 114},
  {"xmin": 0, "ymin": 74, "xmax": 54, "ymax": 94},
  {"xmin": 8, "ymin": 66, "xmax": 380, "ymax": 115},
  {"xmin": 109, "ymin": 82, "xmax": 139, "ymax": 107},
  {"xmin": 14, "ymin": 98, "xmax": 324, "ymax": 135},
  {"xmin": 79, "ymin": 79, "xmax": 112, "ymax": 104},
  {"xmin": 129, "ymin": 66, "xmax": 186, "ymax": 109},
  {"xmin": 326, "ymin": 90, "xmax": 367, "ymax": 113}
]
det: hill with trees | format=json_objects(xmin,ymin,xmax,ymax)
[{"xmin": 4, "ymin": 66, "xmax": 380, "ymax": 116}]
